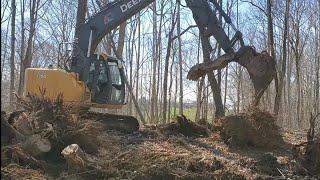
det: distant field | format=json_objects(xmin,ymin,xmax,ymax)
[{"xmin": 168, "ymin": 107, "xmax": 214, "ymax": 122}]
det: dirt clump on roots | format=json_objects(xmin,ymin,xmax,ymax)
[{"xmin": 214, "ymin": 108, "xmax": 284, "ymax": 149}]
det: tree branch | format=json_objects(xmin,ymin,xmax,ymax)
[
  {"xmin": 171, "ymin": 25, "xmax": 197, "ymax": 41},
  {"xmin": 240, "ymin": 0, "xmax": 267, "ymax": 16}
]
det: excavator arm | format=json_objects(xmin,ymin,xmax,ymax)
[
  {"xmin": 185, "ymin": 0, "xmax": 244, "ymax": 53},
  {"xmin": 70, "ymin": 0, "xmax": 243, "ymax": 104}
]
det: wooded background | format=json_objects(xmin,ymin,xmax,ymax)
[{"xmin": 1, "ymin": 0, "xmax": 319, "ymax": 129}]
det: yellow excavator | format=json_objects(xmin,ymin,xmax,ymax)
[{"xmin": 23, "ymin": 0, "xmax": 247, "ymax": 130}]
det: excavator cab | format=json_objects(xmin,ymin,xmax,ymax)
[
  {"xmin": 87, "ymin": 54, "xmax": 126, "ymax": 105},
  {"xmin": 56, "ymin": 42, "xmax": 127, "ymax": 106}
]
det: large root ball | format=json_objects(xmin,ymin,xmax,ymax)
[{"xmin": 214, "ymin": 108, "xmax": 284, "ymax": 149}]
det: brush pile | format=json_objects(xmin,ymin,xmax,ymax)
[{"xmin": 1, "ymin": 95, "xmax": 319, "ymax": 179}]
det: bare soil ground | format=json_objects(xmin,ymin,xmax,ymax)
[{"xmin": 1, "ymin": 97, "xmax": 319, "ymax": 179}]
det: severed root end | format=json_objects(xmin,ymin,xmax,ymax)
[
  {"xmin": 187, "ymin": 53, "xmax": 235, "ymax": 81},
  {"xmin": 61, "ymin": 144, "xmax": 88, "ymax": 171}
]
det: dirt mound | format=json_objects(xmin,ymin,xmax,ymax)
[{"xmin": 214, "ymin": 108, "xmax": 284, "ymax": 149}]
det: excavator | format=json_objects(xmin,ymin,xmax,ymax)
[{"xmin": 23, "ymin": 0, "xmax": 267, "ymax": 131}]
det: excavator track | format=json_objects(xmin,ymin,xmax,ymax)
[{"xmin": 76, "ymin": 107, "xmax": 140, "ymax": 133}]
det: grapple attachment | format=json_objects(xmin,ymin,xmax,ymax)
[{"xmin": 187, "ymin": 46, "xmax": 277, "ymax": 106}]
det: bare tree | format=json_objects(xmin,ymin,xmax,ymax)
[
  {"xmin": 75, "ymin": 0, "xmax": 88, "ymax": 40},
  {"xmin": 18, "ymin": 0, "xmax": 42, "ymax": 95},
  {"xmin": 150, "ymin": 1, "xmax": 157, "ymax": 122},
  {"xmin": 162, "ymin": 3, "xmax": 177, "ymax": 123},
  {"xmin": 9, "ymin": 0, "xmax": 16, "ymax": 110},
  {"xmin": 274, "ymin": 0, "xmax": 290, "ymax": 116},
  {"xmin": 177, "ymin": 3, "xmax": 183, "ymax": 115},
  {"xmin": 290, "ymin": 0, "xmax": 307, "ymax": 127}
]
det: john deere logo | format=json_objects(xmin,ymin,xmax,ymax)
[{"xmin": 120, "ymin": 0, "xmax": 142, "ymax": 13}]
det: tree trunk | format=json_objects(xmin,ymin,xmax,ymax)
[
  {"xmin": 18, "ymin": 0, "xmax": 25, "ymax": 96},
  {"xmin": 177, "ymin": 4, "xmax": 183, "ymax": 115},
  {"xmin": 116, "ymin": 23, "xmax": 126, "ymax": 59},
  {"xmin": 267, "ymin": 0, "xmax": 275, "ymax": 58},
  {"xmin": 168, "ymin": 48, "xmax": 176, "ymax": 122},
  {"xmin": 1, "ymin": 18, "xmax": 10, "ymax": 83},
  {"xmin": 162, "ymin": 4, "xmax": 176, "ymax": 123},
  {"xmin": 135, "ymin": 13, "xmax": 141, "ymax": 117},
  {"xmin": 74, "ymin": 0, "xmax": 87, "ymax": 40},
  {"xmin": 9, "ymin": 0, "xmax": 16, "ymax": 110},
  {"xmin": 156, "ymin": 3, "xmax": 165, "ymax": 121},
  {"xmin": 150, "ymin": 1, "xmax": 157, "ymax": 122},
  {"xmin": 217, "ymin": 0, "xmax": 223, "ymax": 93},
  {"xmin": 274, "ymin": 0, "xmax": 290, "ymax": 116},
  {"xmin": 236, "ymin": 66, "xmax": 242, "ymax": 113},
  {"xmin": 314, "ymin": 8, "xmax": 320, "ymax": 115},
  {"xmin": 295, "ymin": 52, "xmax": 301, "ymax": 127},
  {"xmin": 195, "ymin": 77, "xmax": 204, "ymax": 121},
  {"xmin": 128, "ymin": 22, "xmax": 135, "ymax": 115},
  {"xmin": 173, "ymin": 64, "xmax": 178, "ymax": 117},
  {"xmin": 200, "ymin": 34, "xmax": 225, "ymax": 118},
  {"xmin": 18, "ymin": 0, "xmax": 40, "ymax": 95},
  {"xmin": 195, "ymin": 37, "xmax": 203, "ymax": 122}
]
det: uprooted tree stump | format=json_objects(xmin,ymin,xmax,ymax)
[
  {"xmin": 188, "ymin": 46, "xmax": 277, "ymax": 106},
  {"xmin": 214, "ymin": 108, "xmax": 284, "ymax": 149},
  {"xmin": 61, "ymin": 144, "xmax": 88, "ymax": 171}
]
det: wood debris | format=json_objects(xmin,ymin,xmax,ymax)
[{"xmin": 1, "ymin": 96, "xmax": 319, "ymax": 179}]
